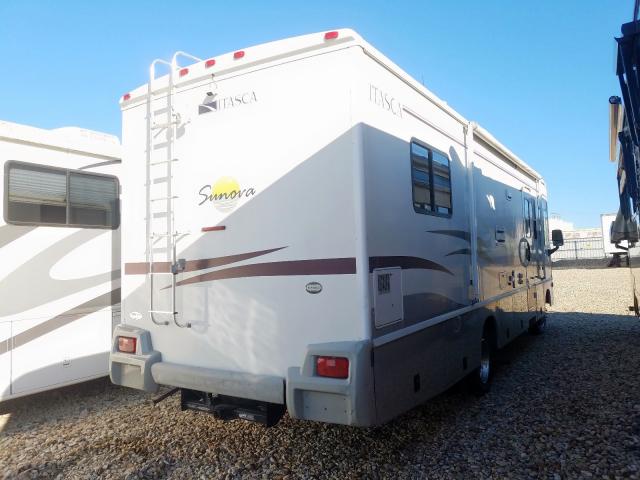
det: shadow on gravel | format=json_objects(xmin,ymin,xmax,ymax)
[{"xmin": 2, "ymin": 311, "xmax": 640, "ymax": 479}]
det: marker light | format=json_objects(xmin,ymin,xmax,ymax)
[
  {"xmin": 233, "ymin": 50, "xmax": 245, "ymax": 59},
  {"xmin": 205, "ymin": 58, "xmax": 216, "ymax": 68},
  {"xmin": 118, "ymin": 336, "xmax": 137, "ymax": 354},
  {"xmin": 201, "ymin": 225, "xmax": 226, "ymax": 232},
  {"xmin": 316, "ymin": 356, "xmax": 349, "ymax": 379},
  {"xmin": 122, "ymin": 93, "xmax": 131, "ymax": 101},
  {"xmin": 179, "ymin": 68, "xmax": 189, "ymax": 77},
  {"xmin": 324, "ymin": 31, "xmax": 339, "ymax": 40}
]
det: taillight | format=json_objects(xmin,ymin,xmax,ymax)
[
  {"xmin": 233, "ymin": 50, "xmax": 245, "ymax": 59},
  {"xmin": 324, "ymin": 31, "xmax": 339, "ymax": 40},
  {"xmin": 118, "ymin": 336, "xmax": 137, "ymax": 354},
  {"xmin": 316, "ymin": 356, "xmax": 349, "ymax": 378},
  {"xmin": 205, "ymin": 58, "xmax": 216, "ymax": 68}
]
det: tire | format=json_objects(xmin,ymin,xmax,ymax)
[
  {"xmin": 468, "ymin": 325, "xmax": 493, "ymax": 395},
  {"xmin": 529, "ymin": 308, "xmax": 547, "ymax": 335}
]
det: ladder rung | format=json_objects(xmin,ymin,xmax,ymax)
[
  {"xmin": 152, "ymin": 121, "xmax": 178, "ymax": 130},
  {"xmin": 152, "ymin": 212, "xmax": 168, "ymax": 218},
  {"xmin": 153, "ymin": 177, "xmax": 170, "ymax": 184},
  {"xmin": 150, "ymin": 159, "xmax": 178, "ymax": 166},
  {"xmin": 148, "ymin": 272, "xmax": 174, "ymax": 276},
  {"xmin": 149, "ymin": 310, "xmax": 178, "ymax": 315},
  {"xmin": 150, "ymin": 196, "xmax": 178, "ymax": 202},
  {"xmin": 153, "ymin": 142, "xmax": 170, "ymax": 150}
]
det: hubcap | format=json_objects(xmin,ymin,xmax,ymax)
[{"xmin": 479, "ymin": 337, "xmax": 490, "ymax": 384}]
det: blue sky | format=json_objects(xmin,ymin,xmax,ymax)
[{"xmin": 0, "ymin": 1, "xmax": 629, "ymax": 227}]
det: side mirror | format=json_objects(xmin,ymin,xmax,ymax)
[
  {"xmin": 551, "ymin": 229, "xmax": 564, "ymax": 247},
  {"xmin": 548, "ymin": 229, "xmax": 564, "ymax": 256}
]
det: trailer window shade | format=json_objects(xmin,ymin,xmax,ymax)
[
  {"xmin": 69, "ymin": 173, "xmax": 118, "ymax": 227},
  {"xmin": 5, "ymin": 162, "xmax": 119, "ymax": 229},
  {"xmin": 410, "ymin": 141, "xmax": 452, "ymax": 217},
  {"xmin": 7, "ymin": 166, "xmax": 67, "ymax": 224}
]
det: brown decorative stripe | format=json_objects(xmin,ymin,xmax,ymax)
[
  {"xmin": 368, "ymin": 256, "xmax": 453, "ymax": 275},
  {"xmin": 173, "ymin": 258, "xmax": 357, "ymax": 288},
  {"xmin": 0, "ymin": 288, "xmax": 121, "ymax": 356},
  {"xmin": 124, "ymin": 247, "xmax": 286, "ymax": 274},
  {"xmin": 427, "ymin": 229, "xmax": 470, "ymax": 242},
  {"xmin": 403, "ymin": 292, "xmax": 466, "ymax": 325},
  {"xmin": 445, "ymin": 248, "xmax": 471, "ymax": 256}
]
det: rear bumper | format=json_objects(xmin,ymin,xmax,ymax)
[{"xmin": 109, "ymin": 324, "xmax": 376, "ymax": 426}]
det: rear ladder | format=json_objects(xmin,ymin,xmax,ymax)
[{"xmin": 145, "ymin": 51, "xmax": 201, "ymax": 328}]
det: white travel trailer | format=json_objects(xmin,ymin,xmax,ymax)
[
  {"xmin": 0, "ymin": 120, "xmax": 121, "ymax": 401},
  {"xmin": 111, "ymin": 29, "xmax": 561, "ymax": 426}
]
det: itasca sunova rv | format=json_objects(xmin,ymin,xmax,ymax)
[
  {"xmin": 111, "ymin": 29, "xmax": 563, "ymax": 427},
  {"xmin": 1, "ymin": 120, "xmax": 121, "ymax": 401}
]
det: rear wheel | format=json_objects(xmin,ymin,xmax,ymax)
[
  {"xmin": 529, "ymin": 307, "xmax": 547, "ymax": 335},
  {"xmin": 468, "ymin": 325, "xmax": 493, "ymax": 395}
]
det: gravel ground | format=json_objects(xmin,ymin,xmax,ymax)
[{"xmin": 1, "ymin": 268, "xmax": 639, "ymax": 479}]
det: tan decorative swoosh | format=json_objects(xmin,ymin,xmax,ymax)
[{"xmin": 0, "ymin": 288, "xmax": 120, "ymax": 356}]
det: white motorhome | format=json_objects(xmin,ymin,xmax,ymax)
[
  {"xmin": 0, "ymin": 120, "xmax": 121, "ymax": 401},
  {"xmin": 111, "ymin": 29, "xmax": 559, "ymax": 426}
]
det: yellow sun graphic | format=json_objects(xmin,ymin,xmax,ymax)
[{"xmin": 211, "ymin": 176, "xmax": 241, "ymax": 212}]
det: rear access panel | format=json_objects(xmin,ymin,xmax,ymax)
[{"xmin": 373, "ymin": 267, "xmax": 403, "ymax": 328}]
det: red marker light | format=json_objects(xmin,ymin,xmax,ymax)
[
  {"xmin": 118, "ymin": 336, "xmax": 137, "ymax": 354},
  {"xmin": 179, "ymin": 68, "xmax": 189, "ymax": 77},
  {"xmin": 324, "ymin": 31, "xmax": 339, "ymax": 40},
  {"xmin": 201, "ymin": 225, "xmax": 226, "ymax": 232},
  {"xmin": 316, "ymin": 356, "xmax": 349, "ymax": 379},
  {"xmin": 122, "ymin": 93, "xmax": 131, "ymax": 101},
  {"xmin": 205, "ymin": 58, "xmax": 216, "ymax": 68},
  {"xmin": 233, "ymin": 50, "xmax": 245, "ymax": 59}
]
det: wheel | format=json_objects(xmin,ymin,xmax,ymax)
[
  {"xmin": 529, "ymin": 307, "xmax": 547, "ymax": 335},
  {"xmin": 468, "ymin": 326, "xmax": 493, "ymax": 395}
]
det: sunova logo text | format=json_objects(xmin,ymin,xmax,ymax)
[
  {"xmin": 198, "ymin": 177, "xmax": 256, "ymax": 212},
  {"xmin": 199, "ymin": 91, "xmax": 258, "ymax": 115}
]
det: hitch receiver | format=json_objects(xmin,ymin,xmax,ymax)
[{"xmin": 180, "ymin": 389, "xmax": 285, "ymax": 427}]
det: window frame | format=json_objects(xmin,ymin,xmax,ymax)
[
  {"xmin": 409, "ymin": 138, "xmax": 453, "ymax": 218},
  {"xmin": 4, "ymin": 160, "xmax": 120, "ymax": 230}
]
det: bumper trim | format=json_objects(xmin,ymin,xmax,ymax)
[{"xmin": 151, "ymin": 362, "xmax": 284, "ymax": 404}]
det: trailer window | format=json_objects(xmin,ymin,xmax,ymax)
[
  {"xmin": 5, "ymin": 162, "xmax": 119, "ymax": 229},
  {"xmin": 410, "ymin": 140, "xmax": 452, "ymax": 216},
  {"xmin": 69, "ymin": 173, "xmax": 118, "ymax": 227},
  {"xmin": 7, "ymin": 165, "xmax": 67, "ymax": 224}
]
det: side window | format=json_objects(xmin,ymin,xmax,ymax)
[
  {"xmin": 523, "ymin": 199, "xmax": 530, "ymax": 238},
  {"xmin": 410, "ymin": 140, "xmax": 452, "ymax": 216},
  {"xmin": 411, "ymin": 142, "xmax": 431, "ymax": 212},
  {"xmin": 69, "ymin": 173, "xmax": 118, "ymax": 227},
  {"xmin": 5, "ymin": 162, "xmax": 119, "ymax": 229},
  {"xmin": 7, "ymin": 165, "xmax": 67, "ymax": 224},
  {"xmin": 432, "ymin": 150, "xmax": 452, "ymax": 215}
]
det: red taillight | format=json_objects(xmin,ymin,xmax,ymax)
[
  {"xmin": 233, "ymin": 50, "xmax": 245, "ymax": 59},
  {"xmin": 118, "ymin": 336, "xmax": 137, "ymax": 354},
  {"xmin": 122, "ymin": 93, "xmax": 131, "ymax": 101},
  {"xmin": 205, "ymin": 58, "xmax": 216, "ymax": 68},
  {"xmin": 324, "ymin": 31, "xmax": 339, "ymax": 40},
  {"xmin": 316, "ymin": 356, "xmax": 349, "ymax": 379},
  {"xmin": 179, "ymin": 67, "xmax": 189, "ymax": 77}
]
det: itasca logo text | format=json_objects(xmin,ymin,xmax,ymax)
[{"xmin": 199, "ymin": 91, "xmax": 258, "ymax": 115}]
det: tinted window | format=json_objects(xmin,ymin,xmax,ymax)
[
  {"xmin": 69, "ymin": 173, "xmax": 118, "ymax": 227},
  {"xmin": 6, "ymin": 162, "xmax": 119, "ymax": 228},
  {"xmin": 7, "ymin": 166, "xmax": 67, "ymax": 224},
  {"xmin": 410, "ymin": 141, "xmax": 452, "ymax": 216}
]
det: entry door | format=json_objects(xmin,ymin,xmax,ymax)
[{"xmin": 522, "ymin": 193, "xmax": 538, "ymax": 314}]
